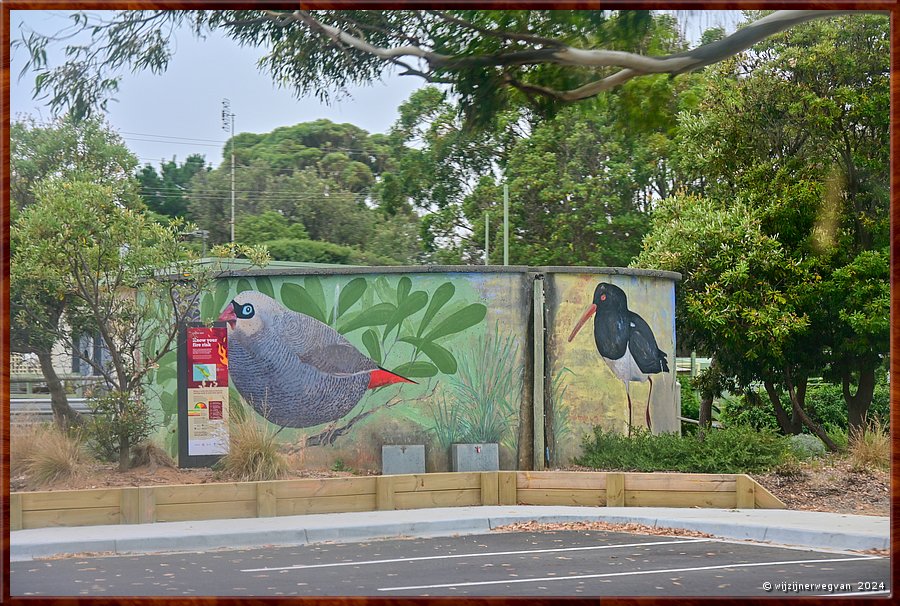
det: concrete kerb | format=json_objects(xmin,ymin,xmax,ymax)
[{"xmin": 10, "ymin": 506, "xmax": 888, "ymax": 562}]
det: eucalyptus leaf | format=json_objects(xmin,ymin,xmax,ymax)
[
  {"xmin": 391, "ymin": 360, "xmax": 439, "ymax": 379},
  {"xmin": 236, "ymin": 278, "xmax": 253, "ymax": 293},
  {"xmin": 374, "ymin": 276, "xmax": 396, "ymax": 305},
  {"xmin": 385, "ymin": 290, "xmax": 428, "ymax": 338},
  {"xmin": 281, "ymin": 282, "xmax": 326, "ymax": 322},
  {"xmin": 305, "ymin": 276, "xmax": 327, "ymax": 320},
  {"xmin": 255, "ymin": 276, "xmax": 275, "ymax": 299},
  {"xmin": 396, "ymin": 276, "xmax": 412, "ymax": 304},
  {"xmin": 200, "ymin": 292, "xmax": 216, "ymax": 323},
  {"xmin": 399, "ymin": 336, "xmax": 458, "ymax": 374},
  {"xmin": 361, "ymin": 328, "xmax": 382, "ymax": 364},
  {"xmin": 424, "ymin": 303, "xmax": 488, "ymax": 342},
  {"xmin": 336, "ymin": 302, "xmax": 397, "ymax": 333},
  {"xmin": 338, "ymin": 277, "xmax": 368, "ymax": 317},
  {"xmin": 418, "ymin": 282, "xmax": 455, "ymax": 336}
]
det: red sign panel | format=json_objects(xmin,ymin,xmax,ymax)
[{"xmin": 186, "ymin": 326, "xmax": 228, "ymax": 388}]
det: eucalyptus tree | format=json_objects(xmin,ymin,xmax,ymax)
[{"xmin": 16, "ymin": 10, "xmax": 875, "ymax": 123}]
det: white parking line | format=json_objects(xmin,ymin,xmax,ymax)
[
  {"xmin": 240, "ymin": 538, "xmax": 711, "ymax": 572},
  {"xmin": 377, "ymin": 556, "xmax": 882, "ymax": 592}
]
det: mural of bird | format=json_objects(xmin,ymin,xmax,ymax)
[
  {"xmin": 217, "ymin": 290, "xmax": 414, "ymax": 429},
  {"xmin": 567, "ymin": 282, "xmax": 669, "ymax": 435}
]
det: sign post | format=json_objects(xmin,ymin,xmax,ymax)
[{"xmin": 178, "ymin": 322, "xmax": 230, "ymax": 468}]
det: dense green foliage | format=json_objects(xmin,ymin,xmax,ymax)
[
  {"xmin": 12, "ymin": 10, "xmax": 890, "ymax": 444},
  {"xmin": 639, "ymin": 14, "xmax": 889, "ymax": 441},
  {"xmin": 137, "ymin": 154, "xmax": 208, "ymax": 218},
  {"xmin": 576, "ymin": 426, "xmax": 792, "ymax": 474}
]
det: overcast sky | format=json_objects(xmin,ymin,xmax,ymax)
[{"xmin": 10, "ymin": 10, "xmax": 743, "ymax": 170}]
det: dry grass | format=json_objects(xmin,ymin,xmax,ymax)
[
  {"xmin": 217, "ymin": 417, "xmax": 289, "ymax": 482},
  {"xmin": 129, "ymin": 440, "xmax": 177, "ymax": 472},
  {"xmin": 21, "ymin": 424, "xmax": 87, "ymax": 487},
  {"xmin": 10, "ymin": 418, "xmax": 45, "ymax": 476},
  {"xmin": 849, "ymin": 417, "xmax": 890, "ymax": 471}
]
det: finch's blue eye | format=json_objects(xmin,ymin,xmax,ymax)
[{"xmin": 242, "ymin": 304, "xmax": 254, "ymax": 317}]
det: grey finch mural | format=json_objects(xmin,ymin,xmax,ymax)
[{"xmin": 218, "ymin": 291, "xmax": 416, "ymax": 430}]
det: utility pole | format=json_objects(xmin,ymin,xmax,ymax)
[
  {"xmin": 485, "ymin": 212, "xmax": 489, "ymax": 265},
  {"xmin": 503, "ymin": 183, "xmax": 509, "ymax": 266},
  {"xmin": 222, "ymin": 99, "xmax": 236, "ymax": 244}
]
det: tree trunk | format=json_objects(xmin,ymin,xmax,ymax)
[
  {"xmin": 843, "ymin": 366, "xmax": 876, "ymax": 433},
  {"xmin": 697, "ymin": 393, "xmax": 713, "ymax": 441},
  {"xmin": 764, "ymin": 381, "xmax": 793, "ymax": 434},
  {"xmin": 36, "ymin": 350, "xmax": 82, "ymax": 430},
  {"xmin": 785, "ymin": 369, "xmax": 838, "ymax": 452},
  {"xmin": 118, "ymin": 434, "xmax": 131, "ymax": 471}
]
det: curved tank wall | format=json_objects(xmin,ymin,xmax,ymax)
[
  {"xmin": 145, "ymin": 265, "xmax": 679, "ymax": 472},
  {"xmin": 542, "ymin": 268, "xmax": 680, "ymax": 465}
]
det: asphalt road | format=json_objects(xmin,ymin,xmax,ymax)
[{"xmin": 11, "ymin": 530, "xmax": 890, "ymax": 597}]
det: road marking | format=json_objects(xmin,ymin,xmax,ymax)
[
  {"xmin": 240, "ymin": 538, "xmax": 711, "ymax": 572},
  {"xmin": 377, "ymin": 556, "xmax": 881, "ymax": 591}
]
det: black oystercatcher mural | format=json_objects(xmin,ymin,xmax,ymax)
[
  {"xmin": 547, "ymin": 273, "xmax": 677, "ymax": 464},
  {"xmin": 567, "ymin": 282, "xmax": 670, "ymax": 435}
]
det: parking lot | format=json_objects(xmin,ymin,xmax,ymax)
[{"xmin": 12, "ymin": 529, "xmax": 890, "ymax": 597}]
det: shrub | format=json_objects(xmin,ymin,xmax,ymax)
[
  {"xmin": 849, "ymin": 417, "xmax": 889, "ymax": 471},
  {"xmin": 575, "ymin": 425, "xmax": 791, "ymax": 474},
  {"xmin": 216, "ymin": 417, "xmax": 289, "ymax": 481},
  {"xmin": 718, "ymin": 390, "xmax": 781, "ymax": 432},
  {"xmin": 824, "ymin": 422, "xmax": 849, "ymax": 453},
  {"xmin": 788, "ymin": 433, "xmax": 828, "ymax": 460},
  {"xmin": 85, "ymin": 391, "xmax": 157, "ymax": 465},
  {"xmin": 262, "ymin": 238, "xmax": 397, "ymax": 266},
  {"xmin": 25, "ymin": 425, "xmax": 86, "ymax": 486}
]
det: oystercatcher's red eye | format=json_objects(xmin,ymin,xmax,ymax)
[{"xmin": 600, "ymin": 294, "xmax": 606, "ymax": 301}]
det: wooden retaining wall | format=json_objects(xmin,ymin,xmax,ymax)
[{"xmin": 10, "ymin": 471, "xmax": 784, "ymax": 531}]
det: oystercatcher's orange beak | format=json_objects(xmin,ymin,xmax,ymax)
[
  {"xmin": 568, "ymin": 304, "xmax": 597, "ymax": 342},
  {"xmin": 218, "ymin": 302, "xmax": 237, "ymax": 328}
]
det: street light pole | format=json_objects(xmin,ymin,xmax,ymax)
[{"xmin": 222, "ymin": 99, "xmax": 236, "ymax": 244}]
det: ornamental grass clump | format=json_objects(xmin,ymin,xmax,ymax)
[
  {"xmin": 217, "ymin": 416, "xmax": 289, "ymax": 482},
  {"xmin": 23, "ymin": 424, "xmax": 87, "ymax": 486},
  {"xmin": 849, "ymin": 417, "xmax": 890, "ymax": 471}
]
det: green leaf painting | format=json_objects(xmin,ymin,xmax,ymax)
[
  {"xmin": 391, "ymin": 361, "xmax": 439, "ymax": 378},
  {"xmin": 361, "ymin": 329, "xmax": 382, "ymax": 364},
  {"xmin": 396, "ymin": 276, "xmax": 412, "ymax": 304},
  {"xmin": 281, "ymin": 282, "xmax": 327, "ymax": 322},
  {"xmin": 337, "ymin": 277, "xmax": 368, "ymax": 317},
  {"xmin": 305, "ymin": 276, "xmax": 326, "ymax": 319},
  {"xmin": 336, "ymin": 302, "xmax": 397, "ymax": 334},
  {"xmin": 213, "ymin": 280, "xmax": 231, "ymax": 316},
  {"xmin": 418, "ymin": 282, "xmax": 455, "ymax": 336},
  {"xmin": 200, "ymin": 292, "xmax": 216, "ymax": 323},
  {"xmin": 399, "ymin": 336, "xmax": 458, "ymax": 374},
  {"xmin": 374, "ymin": 276, "xmax": 396, "ymax": 306},
  {"xmin": 236, "ymin": 278, "xmax": 253, "ymax": 294},
  {"xmin": 255, "ymin": 276, "xmax": 275, "ymax": 299},
  {"xmin": 424, "ymin": 303, "xmax": 488, "ymax": 342},
  {"xmin": 385, "ymin": 290, "xmax": 428, "ymax": 339}
]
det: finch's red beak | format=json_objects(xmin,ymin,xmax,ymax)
[
  {"xmin": 218, "ymin": 303, "xmax": 237, "ymax": 328},
  {"xmin": 568, "ymin": 304, "xmax": 597, "ymax": 342}
]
